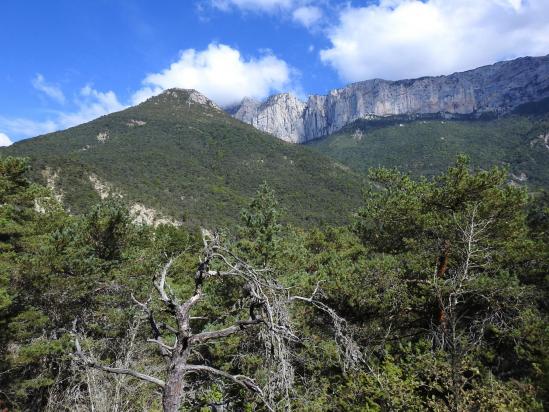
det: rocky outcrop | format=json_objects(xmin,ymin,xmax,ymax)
[
  {"xmin": 88, "ymin": 173, "xmax": 181, "ymax": 227},
  {"xmin": 41, "ymin": 167, "xmax": 64, "ymax": 203},
  {"xmin": 231, "ymin": 55, "xmax": 549, "ymax": 143},
  {"xmin": 151, "ymin": 88, "xmax": 222, "ymax": 111},
  {"xmin": 231, "ymin": 94, "xmax": 306, "ymax": 143}
]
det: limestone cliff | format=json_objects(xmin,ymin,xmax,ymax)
[
  {"xmin": 231, "ymin": 55, "xmax": 549, "ymax": 143},
  {"xmin": 230, "ymin": 94, "xmax": 306, "ymax": 143}
]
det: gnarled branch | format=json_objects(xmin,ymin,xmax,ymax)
[
  {"xmin": 190, "ymin": 318, "xmax": 263, "ymax": 345},
  {"xmin": 72, "ymin": 321, "xmax": 165, "ymax": 389}
]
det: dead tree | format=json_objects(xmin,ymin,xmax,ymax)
[
  {"xmin": 73, "ymin": 229, "xmax": 362, "ymax": 412},
  {"xmin": 50, "ymin": 317, "xmax": 154, "ymax": 412},
  {"xmin": 431, "ymin": 204, "xmax": 524, "ymax": 411}
]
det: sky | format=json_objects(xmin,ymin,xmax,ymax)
[{"xmin": 1, "ymin": 0, "xmax": 548, "ymax": 145}]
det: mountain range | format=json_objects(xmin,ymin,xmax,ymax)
[
  {"xmin": 229, "ymin": 54, "xmax": 549, "ymax": 143},
  {"xmin": 2, "ymin": 55, "xmax": 549, "ymax": 227},
  {"xmin": 2, "ymin": 89, "xmax": 363, "ymax": 227}
]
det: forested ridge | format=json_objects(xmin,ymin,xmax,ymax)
[
  {"xmin": 308, "ymin": 107, "xmax": 549, "ymax": 189},
  {"xmin": 1, "ymin": 90, "xmax": 363, "ymax": 227},
  {"xmin": 1, "ymin": 154, "xmax": 547, "ymax": 411}
]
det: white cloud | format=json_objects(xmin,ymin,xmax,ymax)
[
  {"xmin": 320, "ymin": 0, "xmax": 549, "ymax": 82},
  {"xmin": 0, "ymin": 117, "xmax": 58, "ymax": 138},
  {"xmin": 32, "ymin": 74, "xmax": 66, "ymax": 104},
  {"xmin": 133, "ymin": 43, "xmax": 295, "ymax": 107},
  {"xmin": 211, "ymin": 0, "xmax": 295, "ymax": 12},
  {"xmin": 0, "ymin": 132, "xmax": 13, "ymax": 147},
  {"xmin": 1, "ymin": 44, "xmax": 293, "ymax": 139},
  {"xmin": 57, "ymin": 86, "xmax": 125, "ymax": 128},
  {"xmin": 208, "ymin": 0, "xmax": 327, "ymax": 31},
  {"xmin": 292, "ymin": 6, "xmax": 322, "ymax": 28},
  {"xmin": 0, "ymin": 86, "xmax": 125, "ymax": 139}
]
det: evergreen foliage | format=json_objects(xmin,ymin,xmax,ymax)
[
  {"xmin": 0, "ymin": 155, "xmax": 547, "ymax": 411},
  {"xmin": 309, "ymin": 112, "xmax": 549, "ymax": 189},
  {"xmin": 1, "ymin": 90, "xmax": 363, "ymax": 227}
]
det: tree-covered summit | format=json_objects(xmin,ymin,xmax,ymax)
[{"xmin": 1, "ymin": 89, "xmax": 363, "ymax": 227}]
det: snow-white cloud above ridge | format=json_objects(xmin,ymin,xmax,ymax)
[
  {"xmin": 0, "ymin": 132, "xmax": 13, "ymax": 147},
  {"xmin": 2, "ymin": 43, "xmax": 294, "ymax": 139},
  {"xmin": 32, "ymin": 74, "xmax": 66, "ymax": 104},
  {"xmin": 210, "ymin": 0, "xmax": 323, "ymax": 28},
  {"xmin": 320, "ymin": 0, "xmax": 549, "ymax": 81},
  {"xmin": 132, "ymin": 43, "xmax": 295, "ymax": 107},
  {"xmin": 58, "ymin": 85, "xmax": 125, "ymax": 128},
  {"xmin": 0, "ymin": 86, "xmax": 125, "ymax": 139}
]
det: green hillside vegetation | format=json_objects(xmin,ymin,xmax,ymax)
[
  {"xmin": 1, "ymin": 156, "xmax": 547, "ymax": 411},
  {"xmin": 308, "ymin": 109, "xmax": 549, "ymax": 188},
  {"xmin": 1, "ymin": 89, "xmax": 363, "ymax": 227}
]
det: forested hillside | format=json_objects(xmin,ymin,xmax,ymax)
[
  {"xmin": 1, "ymin": 89, "xmax": 363, "ymax": 227},
  {"xmin": 1, "ymin": 155, "xmax": 547, "ymax": 411},
  {"xmin": 309, "ymin": 108, "xmax": 549, "ymax": 189}
]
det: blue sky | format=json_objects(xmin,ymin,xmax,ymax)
[{"xmin": 1, "ymin": 0, "xmax": 548, "ymax": 145}]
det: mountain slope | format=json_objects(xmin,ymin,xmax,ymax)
[
  {"xmin": 307, "ymin": 105, "xmax": 549, "ymax": 189},
  {"xmin": 2, "ymin": 89, "xmax": 364, "ymax": 227},
  {"xmin": 231, "ymin": 54, "xmax": 549, "ymax": 143}
]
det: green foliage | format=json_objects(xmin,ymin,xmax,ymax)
[
  {"xmin": 1, "ymin": 90, "xmax": 364, "ymax": 227},
  {"xmin": 309, "ymin": 112, "xmax": 549, "ymax": 189},
  {"xmin": 355, "ymin": 155, "xmax": 528, "ymax": 255},
  {"xmin": 0, "ymin": 155, "xmax": 547, "ymax": 410},
  {"xmin": 82, "ymin": 199, "xmax": 131, "ymax": 261},
  {"xmin": 238, "ymin": 182, "xmax": 282, "ymax": 265}
]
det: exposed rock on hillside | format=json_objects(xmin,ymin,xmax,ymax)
[
  {"xmin": 231, "ymin": 55, "xmax": 549, "ymax": 143},
  {"xmin": 88, "ymin": 173, "xmax": 181, "ymax": 226},
  {"xmin": 231, "ymin": 94, "xmax": 306, "ymax": 143}
]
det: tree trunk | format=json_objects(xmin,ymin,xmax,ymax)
[
  {"xmin": 162, "ymin": 363, "xmax": 186, "ymax": 412},
  {"xmin": 162, "ymin": 345, "xmax": 190, "ymax": 412},
  {"xmin": 436, "ymin": 239, "xmax": 450, "ymax": 328}
]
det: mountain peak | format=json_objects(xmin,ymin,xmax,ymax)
[
  {"xmin": 2, "ymin": 84, "xmax": 364, "ymax": 227},
  {"xmin": 264, "ymin": 92, "xmax": 304, "ymax": 105},
  {"xmin": 148, "ymin": 88, "xmax": 222, "ymax": 111}
]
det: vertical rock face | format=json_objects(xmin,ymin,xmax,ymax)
[
  {"xmin": 231, "ymin": 55, "xmax": 549, "ymax": 143},
  {"xmin": 231, "ymin": 94, "xmax": 307, "ymax": 143},
  {"xmin": 228, "ymin": 97, "xmax": 261, "ymax": 124}
]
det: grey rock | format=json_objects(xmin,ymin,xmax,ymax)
[
  {"xmin": 231, "ymin": 55, "xmax": 549, "ymax": 143},
  {"xmin": 153, "ymin": 88, "xmax": 222, "ymax": 111},
  {"xmin": 232, "ymin": 94, "xmax": 306, "ymax": 143}
]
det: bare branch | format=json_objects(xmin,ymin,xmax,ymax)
[
  {"xmin": 183, "ymin": 364, "xmax": 261, "ymax": 393},
  {"xmin": 147, "ymin": 338, "xmax": 177, "ymax": 353},
  {"xmin": 72, "ymin": 322, "xmax": 165, "ymax": 389},
  {"xmin": 190, "ymin": 319, "xmax": 263, "ymax": 345},
  {"xmin": 183, "ymin": 365, "xmax": 273, "ymax": 411},
  {"xmin": 79, "ymin": 360, "xmax": 166, "ymax": 389},
  {"xmin": 154, "ymin": 258, "xmax": 178, "ymax": 308},
  {"xmin": 131, "ymin": 293, "xmax": 173, "ymax": 358},
  {"xmin": 291, "ymin": 294, "xmax": 364, "ymax": 371}
]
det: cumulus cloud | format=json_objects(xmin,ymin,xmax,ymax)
[
  {"xmin": 292, "ymin": 6, "xmax": 322, "ymax": 28},
  {"xmin": 57, "ymin": 86, "xmax": 125, "ymax": 128},
  {"xmin": 211, "ymin": 0, "xmax": 295, "ymax": 12},
  {"xmin": 2, "ymin": 44, "xmax": 294, "ymax": 140},
  {"xmin": 32, "ymin": 74, "xmax": 66, "ymax": 104},
  {"xmin": 320, "ymin": 0, "xmax": 549, "ymax": 82},
  {"xmin": 0, "ymin": 132, "xmax": 13, "ymax": 147},
  {"xmin": 0, "ymin": 86, "xmax": 126, "ymax": 139},
  {"xmin": 132, "ymin": 43, "xmax": 295, "ymax": 107},
  {"xmin": 207, "ymin": 0, "xmax": 326, "ymax": 30},
  {"xmin": 0, "ymin": 117, "xmax": 58, "ymax": 138}
]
